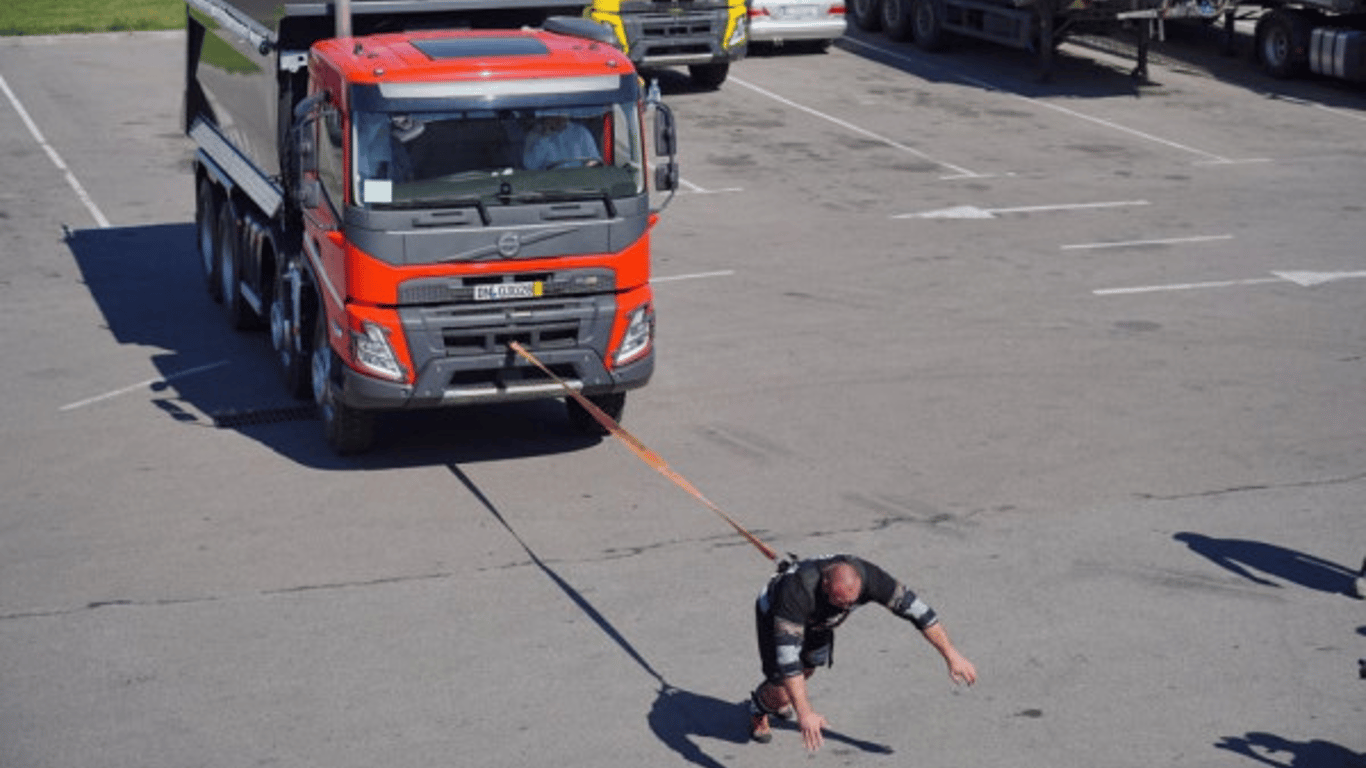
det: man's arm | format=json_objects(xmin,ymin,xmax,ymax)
[
  {"xmin": 920, "ymin": 622, "xmax": 977, "ymax": 685},
  {"xmin": 779, "ymin": 671, "xmax": 828, "ymax": 752},
  {"xmin": 772, "ymin": 615, "xmax": 828, "ymax": 752}
]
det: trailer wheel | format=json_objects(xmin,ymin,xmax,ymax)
[
  {"xmin": 688, "ymin": 62, "xmax": 730, "ymax": 90},
  {"xmin": 196, "ymin": 178, "xmax": 222, "ymax": 303},
  {"xmin": 312, "ymin": 313, "xmax": 376, "ymax": 455},
  {"xmin": 270, "ymin": 268, "xmax": 311, "ymax": 400},
  {"xmin": 216, "ymin": 202, "xmax": 254, "ymax": 330},
  {"xmin": 881, "ymin": 0, "xmax": 914, "ymax": 41},
  {"xmin": 851, "ymin": 0, "xmax": 883, "ymax": 31},
  {"xmin": 911, "ymin": 0, "xmax": 949, "ymax": 50},
  {"xmin": 1257, "ymin": 9, "xmax": 1309, "ymax": 78},
  {"xmin": 567, "ymin": 392, "xmax": 626, "ymax": 436}
]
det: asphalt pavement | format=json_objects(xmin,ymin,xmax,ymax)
[{"xmin": 1, "ymin": 26, "xmax": 1363, "ymax": 768}]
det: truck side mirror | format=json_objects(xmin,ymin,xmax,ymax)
[
  {"xmin": 291, "ymin": 116, "xmax": 319, "ymax": 207},
  {"xmin": 654, "ymin": 163, "xmax": 678, "ymax": 192},
  {"xmin": 653, "ymin": 103, "xmax": 677, "ymax": 157}
]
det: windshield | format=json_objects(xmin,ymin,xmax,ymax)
[{"xmin": 353, "ymin": 103, "xmax": 645, "ymax": 210}]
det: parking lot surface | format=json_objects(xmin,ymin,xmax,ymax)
[{"xmin": 1, "ymin": 27, "xmax": 1363, "ymax": 768}]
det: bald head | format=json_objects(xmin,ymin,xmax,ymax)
[{"xmin": 821, "ymin": 562, "xmax": 862, "ymax": 609}]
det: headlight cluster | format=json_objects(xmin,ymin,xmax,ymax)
[
  {"xmin": 352, "ymin": 321, "xmax": 405, "ymax": 381},
  {"xmin": 615, "ymin": 304, "xmax": 654, "ymax": 366}
]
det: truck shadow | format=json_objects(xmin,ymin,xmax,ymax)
[{"xmin": 65, "ymin": 222, "xmax": 606, "ymax": 468}]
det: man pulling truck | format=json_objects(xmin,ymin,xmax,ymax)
[{"xmin": 748, "ymin": 554, "xmax": 978, "ymax": 751}]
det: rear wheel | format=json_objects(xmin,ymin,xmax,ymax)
[
  {"xmin": 196, "ymin": 178, "xmax": 222, "ymax": 303},
  {"xmin": 911, "ymin": 0, "xmax": 949, "ymax": 51},
  {"xmin": 270, "ymin": 267, "xmax": 311, "ymax": 400},
  {"xmin": 688, "ymin": 62, "xmax": 729, "ymax": 90},
  {"xmin": 567, "ymin": 392, "xmax": 626, "ymax": 436},
  {"xmin": 312, "ymin": 313, "xmax": 376, "ymax": 455},
  {"xmin": 851, "ymin": 0, "xmax": 883, "ymax": 31},
  {"xmin": 881, "ymin": 0, "xmax": 914, "ymax": 41},
  {"xmin": 216, "ymin": 202, "xmax": 253, "ymax": 330},
  {"xmin": 1257, "ymin": 9, "xmax": 1308, "ymax": 78}
]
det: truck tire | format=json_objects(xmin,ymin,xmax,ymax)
[
  {"xmin": 216, "ymin": 202, "xmax": 254, "ymax": 330},
  {"xmin": 567, "ymin": 392, "xmax": 626, "ymax": 436},
  {"xmin": 851, "ymin": 0, "xmax": 883, "ymax": 31},
  {"xmin": 911, "ymin": 0, "xmax": 949, "ymax": 51},
  {"xmin": 196, "ymin": 178, "xmax": 222, "ymax": 303},
  {"xmin": 688, "ymin": 62, "xmax": 729, "ymax": 90},
  {"xmin": 881, "ymin": 0, "xmax": 915, "ymax": 41},
  {"xmin": 1256, "ymin": 9, "xmax": 1310, "ymax": 78},
  {"xmin": 270, "ymin": 267, "xmax": 311, "ymax": 400},
  {"xmin": 311, "ymin": 313, "xmax": 376, "ymax": 454}
]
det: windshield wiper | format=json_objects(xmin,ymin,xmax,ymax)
[
  {"xmin": 504, "ymin": 188, "xmax": 616, "ymax": 218},
  {"xmin": 386, "ymin": 194, "xmax": 489, "ymax": 225}
]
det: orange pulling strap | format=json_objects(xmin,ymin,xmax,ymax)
[{"xmin": 508, "ymin": 342, "xmax": 777, "ymax": 562}]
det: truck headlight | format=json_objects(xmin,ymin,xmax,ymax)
[
  {"xmin": 352, "ymin": 321, "xmax": 405, "ymax": 381},
  {"xmin": 615, "ymin": 304, "xmax": 654, "ymax": 366},
  {"xmin": 729, "ymin": 17, "xmax": 748, "ymax": 47}
]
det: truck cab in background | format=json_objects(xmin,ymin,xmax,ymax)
[{"xmin": 588, "ymin": 0, "xmax": 748, "ymax": 89}]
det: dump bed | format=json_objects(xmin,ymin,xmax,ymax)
[{"xmin": 185, "ymin": 0, "xmax": 589, "ymax": 197}]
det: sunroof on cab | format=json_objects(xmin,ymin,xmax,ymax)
[{"xmin": 412, "ymin": 37, "xmax": 549, "ymax": 60}]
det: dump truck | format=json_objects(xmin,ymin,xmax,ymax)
[{"xmin": 185, "ymin": 0, "xmax": 680, "ymax": 453}]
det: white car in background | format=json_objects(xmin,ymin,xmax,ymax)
[{"xmin": 747, "ymin": 0, "xmax": 847, "ymax": 50}]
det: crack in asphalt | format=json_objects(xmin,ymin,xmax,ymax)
[{"xmin": 1136, "ymin": 471, "xmax": 1366, "ymax": 501}]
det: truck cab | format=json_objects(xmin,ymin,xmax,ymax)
[{"xmin": 187, "ymin": 0, "xmax": 679, "ymax": 453}]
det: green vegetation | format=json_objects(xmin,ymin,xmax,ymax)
[{"xmin": 0, "ymin": 0, "xmax": 183, "ymax": 36}]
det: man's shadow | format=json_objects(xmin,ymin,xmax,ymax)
[
  {"xmin": 1217, "ymin": 732, "xmax": 1365, "ymax": 768},
  {"xmin": 449, "ymin": 464, "xmax": 892, "ymax": 767},
  {"xmin": 1174, "ymin": 533, "xmax": 1359, "ymax": 596}
]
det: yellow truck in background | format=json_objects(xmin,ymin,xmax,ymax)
[{"xmin": 590, "ymin": 0, "xmax": 748, "ymax": 88}]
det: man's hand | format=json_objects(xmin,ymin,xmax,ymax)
[
  {"xmin": 797, "ymin": 710, "xmax": 829, "ymax": 752},
  {"xmin": 946, "ymin": 649, "xmax": 977, "ymax": 686}
]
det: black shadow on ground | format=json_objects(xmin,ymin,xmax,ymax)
[
  {"xmin": 449, "ymin": 463, "xmax": 893, "ymax": 766},
  {"xmin": 65, "ymin": 223, "xmax": 605, "ymax": 467},
  {"xmin": 1174, "ymin": 533, "xmax": 1359, "ymax": 596},
  {"xmin": 1216, "ymin": 732, "xmax": 1365, "ymax": 768}
]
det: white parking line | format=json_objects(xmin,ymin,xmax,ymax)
[
  {"xmin": 0, "ymin": 72, "xmax": 110, "ymax": 229},
  {"xmin": 1094, "ymin": 270, "xmax": 1366, "ymax": 295},
  {"xmin": 840, "ymin": 37, "xmax": 1270, "ymax": 166},
  {"xmin": 729, "ymin": 76, "xmax": 987, "ymax": 179},
  {"xmin": 897, "ymin": 199, "xmax": 1149, "ymax": 219},
  {"xmin": 654, "ymin": 269, "xmax": 736, "ymax": 283},
  {"xmin": 1062, "ymin": 234, "xmax": 1234, "ymax": 250},
  {"xmin": 59, "ymin": 360, "xmax": 229, "ymax": 412}
]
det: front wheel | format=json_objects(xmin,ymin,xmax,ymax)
[
  {"xmin": 688, "ymin": 62, "xmax": 729, "ymax": 90},
  {"xmin": 312, "ymin": 314, "xmax": 376, "ymax": 455},
  {"xmin": 566, "ymin": 392, "xmax": 626, "ymax": 436}
]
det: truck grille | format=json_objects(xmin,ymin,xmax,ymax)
[{"xmin": 441, "ymin": 317, "xmax": 581, "ymax": 356}]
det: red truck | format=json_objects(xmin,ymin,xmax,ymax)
[{"xmin": 186, "ymin": 0, "xmax": 679, "ymax": 453}]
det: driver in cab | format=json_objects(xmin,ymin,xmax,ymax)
[{"xmin": 522, "ymin": 113, "xmax": 601, "ymax": 170}]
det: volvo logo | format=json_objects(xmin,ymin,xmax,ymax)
[{"xmin": 497, "ymin": 232, "xmax": 521, "ymax": 258}]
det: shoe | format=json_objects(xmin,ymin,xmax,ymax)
[{"xmin": 749, "ymin": 713, "xmax": 772, "ymax": 743}]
